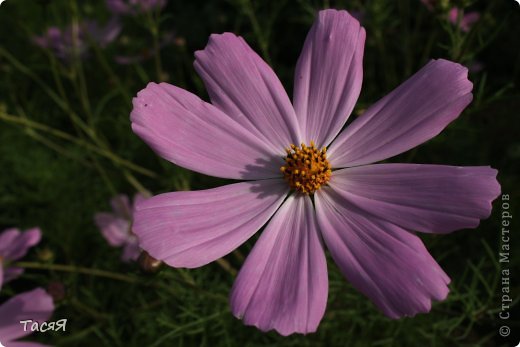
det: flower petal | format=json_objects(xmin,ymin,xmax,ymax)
[
  {"xmin": 0, "ymin": 228, "xmax": 41, "ymax": 262},
  {"xmin": 315, "ymin": 187, "xmax": 450, "ymax": 318},
  {"xmin": 293, "ymin": 9, "xmax": 365, "ymax": 147},
  {"xmin": 194, "ymin": 33, "xmax": 301, "ymax": 151},
  {"xmin": 230, "ymin": 194, "xmax": 328, "ymax": 335},
  {"xmin": 0, "ymin": 229, "xmax": 19, "ymax": 254},
  {"xmin": 133, "ymin": 179, "xmax": 288, "ymax": 268},
  {"xmin": 131, "ymin": 82, "xmax": 283, "ymax": 180},
  {"xmin": 328, "ymin": 59, "xmax": 473, "ymax": 167},
  {"xmin": 3, "ymin": 267, "xmax": 25, "ymax": 284},
  {"xmin": 131, "ymin": 193, "xmax": 147, "ymax": 212},
  {"xmin": 121, "ymin": 238, "xmax": 140, "ymax": 262},
  {"xmin": 328, "ymin": 164, "xmax": 500, "ymax": 233},
  {"xmin": 94, "ymin": 213, "xmax": 129, "ymax": 247},
  {"xmin": 0, "ymin": 288, "xmax": 54, "ymax": 342}
]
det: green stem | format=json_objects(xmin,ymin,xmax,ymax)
[
  {"xmin": 14, "ymin": 261, "xmax": 227, "ymax": 301},
  {"xmin": 14, "ymin": 261, "xmax": 137, "ymax": 283}
]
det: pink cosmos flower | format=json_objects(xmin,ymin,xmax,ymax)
[
  {"xmin": 94, "ymin": 194, "xmax": 144, "ymax": 262},
  {"xmin": 0, "ymin": 288, "xmax": 54, "ymax": 347},
  {"xmin": 130, "ymin": 9, "xmax": 500, "ymax": 335},
  {"xmin": 0, "ymin": 228, "xmax": 41, "ymax": 291},
  {"xmin": 448, "ymin": 7, "xmax": 480, "ymax": 32}
]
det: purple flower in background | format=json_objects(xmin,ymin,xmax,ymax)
[
  {"xmin": 0, "ymin": 288, "xmax": 54, "ymax": 347},
  {"xmin": 420, "ymin": 1, "xmax": 480, "ymax": 32},
  {"xmin": 0, "ymin": 228, "xmax": 41, "ymax": 291},
  {"xmin": 106, "ymin": 0, "xmax": 167, "ymax": 15},
  {"xmin": 130, "ymin": 9, "xmax": 500, "ymax": 335},
  {"xmin": 33, "ymin": 17, "xmax": 121, "ymax": 61},
  {"xmin": 94, "ymin": 194, "xmax": 144, "ymax": 262},
  {"xmin": 84, "ymin": 18, "xmax": 122, "ymax": 46},
  {"xmin": 448, "ymin": 7, "xmax": 480, "ymax": 32}
]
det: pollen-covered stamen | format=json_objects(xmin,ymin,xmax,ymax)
[{"xmin": 280, "ymin": 141, "xmax": 332, "ymax": 194}]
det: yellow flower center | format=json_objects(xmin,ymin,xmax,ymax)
[{"xmin": 281, "ymin": 141, "xmax": 332, "ymax": 194}]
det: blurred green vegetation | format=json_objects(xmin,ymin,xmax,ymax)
[{"xmin": 0, "ymin": 0, "xmax": 519, "ymax": 346}]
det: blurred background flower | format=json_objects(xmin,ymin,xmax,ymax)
[
  {"xmin": 0, "ymin": 288, "xmax": 54, "ymax": 347},
  {"xmin": 0, "ymin": 228, "xmax": 41, "ymax": 291},
  {"xmin": 448, "ymin": 7, "xmax": 480, "ymax": 32},
  {"xmin": 106, "ymin": 0, "xmax": 167, "ymax": 15},
  {"xmin": 94, "ymin": 194, "xmax": 144, "ymax": 262},
  {"xmin": 33, "ymin": 17, "xmax": 121, "ymax": 61},
  {"xmin": 420, "ymin": 0, "xmax": 480, "ymax": 32}
]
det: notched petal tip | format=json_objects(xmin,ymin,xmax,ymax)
[
  {"xmin": 194, "ymin": 32, "xmax": 243, "ymax": 59},
  {"xmin": 479, "ymin": 166, "xmax": 502, "ymax": 220},
  {"xmin": 328, "ymin": 164, "xmax": 502, "ymax": 234},
  {"xmin": 131, "ymin": 82, "xmax": 162, "ymax": 121},
  {"xmin": 318, "ymin": 8, "xmax": 359, "ymax": 20},
  {"xmin": 429, "ymin": 58, "xmax": 474, "ymax": 92}
]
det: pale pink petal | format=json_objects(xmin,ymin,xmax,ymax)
[
  {"xmin": 3, "ymin": 267, "xmax": 25, "ymax": 283},
  {"xmin": 131, "ymin": 82, "xmax": 283, "ymax": 179},
  {"xmin": 94, "ymin": 213, "xmax": 129, "ymax": 247},
  {"xmin": 133, "ymin": 179, "xmax": 289, "ymax": 268},
  {"xmin": 327, "ymin": 164, "xmax": 500, "ymax": 233},
  {"xmin": 0, "ymin": 229, "xmax": 19, "ymax": 253},
  {"xmin": 121, "ymin": 237, "xmax": 140, "ymax": 262},
  {"xmin": 315, "ymin": 187, "xmax": 450, "ymax": 318},
  {"xmin": 293, "ymin": 9, "xmax": 365, "ymax": 147},
  {"xmin": 194, "ymin": 33, "xmax": 301, "ymax": 152},
  {"xmin": 230, "ymin": 194, "xmax": 328, "ymax": 335},
  {"xmin": 0, "ymin": 288, "xmax": 54, "ymax": 342},
  {"xmin": 328, "ymin": 59, "xmax": 473, "ymax": 167},
  {"xmin": 448, "ymin": 8, "xmax": 480, "ymax": 32},
  {"xmin": 0, "ymin": 228, "xmax": 41, "ymax": 262},
  {"xmin": 448, "ymin": 8, "xmax": 461, "ymax": 25}
]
